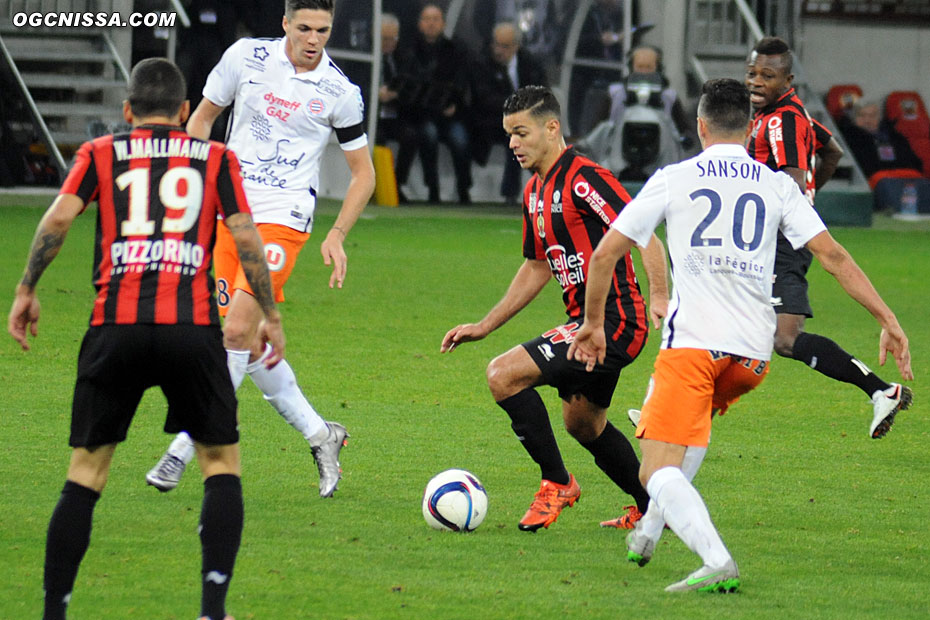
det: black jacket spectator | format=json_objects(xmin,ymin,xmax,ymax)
[{"xmin": 838, "ymin": 102, "xmax": 923, "ymax": 180}]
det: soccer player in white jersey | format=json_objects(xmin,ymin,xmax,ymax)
[
  {"xmin": 569, "ymin": 79, "xmax": 912, "ymax": 592},
  {"xmin": 147, "ymin": 0, "xmax": 375, "ymax": 498}
]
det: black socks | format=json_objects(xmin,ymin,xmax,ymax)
[
  {"xmin": 200, "ymin": 474, "xmax": 243, "ymax": 620},
  {"xmin": 791, "ymin": 332, "xmax": 890, "ymax": 397},
  {"xmin": 497, "ymin": 389, "xmax": 570, "ymax": 485},
  {"xmin": 580, "ymin": 421, "xmax": 650, "ymax": 513},
  {"xmin": 43, "ymin": 480, "xmax": 100, "ymax": 620}
]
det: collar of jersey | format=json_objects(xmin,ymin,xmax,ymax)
[
  {"xmin": 276, "ymin": 37, "xmax": 329, "ymax": 83},
  {"xmin": 763, "ymin": 87, "xmax": 797, "ymax": 112},
  {"xmin": 542, "ymin": 145, "xmax": 575, "ymax": 183},
  {"xmin": 702, "ymin": 143, "xmax": 749, "ymax": 158}
]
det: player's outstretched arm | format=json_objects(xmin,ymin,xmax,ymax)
[
  {"xmin": 636, "ymin": 233, "xmax": 669, "ymax": 329},
  {"xmin": 321, "ymin": 146, "xmax": 376, "ymax": 289},
  {"xmin": 225, "ymin": 212, "xmax": 285, "ymax": 367},
  {"xmin": 441, "ymin": 259, "xmax": 551, "ymax": 353},
  {"xmin": 8, "ymin": 194, "xmax": 84, "ymax": 351},
  {"xmin": 806, "ymin": 230, "xmax": 913, "ymax": 380},
  {"xmin": 186, "ymin": 97, "xmax": 225, "ymax": 140}
]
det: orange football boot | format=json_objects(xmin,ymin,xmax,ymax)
[
  {"xmin": 599, "ymin": 505, "xmax": 643, "ymax": 529},
  {"xmin": 518, "ymin": 474, "xmax": 581, "ymax": 531}
]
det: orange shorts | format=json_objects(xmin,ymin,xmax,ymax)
[
  {"xmin": 636, "ymin": 348, "xmax": 770, "ymax": 447},
  {"xmin": 213, "ymin": 221, "xmax": 310, "ymax": 316}
]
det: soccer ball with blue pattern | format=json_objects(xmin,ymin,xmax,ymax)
[{"xmin": 422, "ymin": 469, "xmax": 488, "ymax": 532}]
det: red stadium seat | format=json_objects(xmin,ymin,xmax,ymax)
[
  {"xmin": 825, "ymin": 84, "xmax": 863, "ymax": 121},
  {"xmin": 885, "ymin": 91, "xmax": 930, "ymax": 177},
  {"xmin": 867, "ymin": 168, "xmax": 924, "ymax": 191}
]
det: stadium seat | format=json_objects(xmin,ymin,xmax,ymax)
[
  {"xmin": 884, "ymin": 90, "xmax": 930, "ymax": 177},
  {"xmin": 825, "ymin": 84, "xmax": 863, "ymax": 121},
  {"xmin": 867, "ymin": 168, "xmax": 924, "ymax": 191}
]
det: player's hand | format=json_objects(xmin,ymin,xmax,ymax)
[
  {"xmin": 648, "ymin": 295, "xmax": 668, "ymax": 330},
  {"xmin": 440, "ymin": 323, "xmax": 488, "ymax": 353},
  {"xmin": 320, "ymin": 229, "xmax": 347, "ymax": 289},
  {"xmin": 566, "ymin": 322, "xmax": 606, "ymax": 372},
  {"xmin": 879, "ymin": 325, "xmax": 913, "ymax": 381},
  {"xmin": 8, "ymin": 291, "xmax": 40, "ymax": 351},
  {"xmin": 258, "ymin": 315, "xmax": 286, "ymax": 369}
]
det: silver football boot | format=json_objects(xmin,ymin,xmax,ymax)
[{"xmin": 311, "ymin": 421, "xmax": 349, "ymax": 498}]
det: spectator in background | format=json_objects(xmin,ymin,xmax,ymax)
[
  {"xmin": 471, "ymin": 21, "xmax": 547, "ymax": 205},
  {"xmin": 176, "ymin": 0, "xmax": 240, "ymax": 142},
  {"xmin": 570, "ymin": 0, "xmax": 638, "ymax": 135},
  {"xmin": 383, "ymin": 0, "xmax": 420, "ymax": 52},
  {"xmin": 499, "ymin": 0, "xmax": 576, "ymax": 80},
  {"xmin": 607, "ymin": 45, "xmax": 694, "ymax": 149},
  {"xmin": 837, "ymin": 101, "xmax": 924, "ymax": 187},
  {"xmin": 397, "ymin": 3, "xmax": 474, "ymax": 204},
  {"xmin": 376, "ymin": 13, "xmax": 420, "ymax": 204}
]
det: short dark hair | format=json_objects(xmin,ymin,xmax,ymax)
[
  {"xmin": 697, "ymin": 78, "xmax": 751, "ymax": 134},
  {"xmin": 752, "ymin": 36, "xmax": 792, "ymax": 72},
  {"xmin": 503, "ymin": 85, "xmax": 561, "ymax": 120},
  {"xmin": 127, "ymin": 58, "xmax": 186, "ymax": 118},
  {"xmin": 286, "ymin": 0, "xmax": 334, "ymax": 17}
]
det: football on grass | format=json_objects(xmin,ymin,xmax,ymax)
[{"xmin": 422, "ymin": 469, "xmax": 488, "ymax": 532}]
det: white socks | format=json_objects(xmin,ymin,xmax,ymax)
[
  {"xmin": 164, "ymin": 346, "xmax": 328, "ymax": 466},
  {"xmin": 227, "ymin": 348, "xmax": 250, "ymax": 391},
  {"xmin": 646, "ymin": 465, "xmax": 731, "ymax": 568},
  {"xmin": 246, "ymin": 345, "xmax": 327, "ymax": 444},
  {"xmin": 638, "ymin": 446, "xmax": 708, "ymax": 542}
]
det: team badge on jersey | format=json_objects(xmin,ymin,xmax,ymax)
[
  {"xmin": 245, "ymin": 46, "xmax": 269, "ymax": 71},
  {"xmin": 308, "ymin": 99, "xmax": 325, "ymax": 115},
  {"xmin": 264, "ymin": 243, "xmax": 287, "ymax": 272},
  {"xmin": 537, "ymin": 213, "xmax": 546, "ymax": 238}
]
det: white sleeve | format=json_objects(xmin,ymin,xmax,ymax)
[
  {"xmin": 779, "ymin": 175, "xmax": 827, "ymax": 249},
  {"xmin": 202, "ymin": 40, "xmax": 245, "ymax": 108},
  {"xmin": 332, "ymin": 84, "xmax": 368, "ymax": 152},
  {"xmin": 610, "ymin": 169, "xmax": 668, "ymax": 247}
]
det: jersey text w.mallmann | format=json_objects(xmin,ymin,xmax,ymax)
[{"xmin": 113, "ymin": 137, "xmax": 211, "ymax": 161}]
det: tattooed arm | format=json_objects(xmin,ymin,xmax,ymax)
[
  {"xmin": 8, "ymin": 194, "xmax": 85, "ymax": 350},
  {"xmin": 224, "ymin": 212, "xmax": 286, "ymax": 367}
]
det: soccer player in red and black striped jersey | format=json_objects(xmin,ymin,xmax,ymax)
[
  {"xmin": 441, "ymin": 86, "xmax": 669, "ymax": 532},
  {"xmin": 8, "ymin": 58, "xmax": 284, "ymax": 620},
  {"xmin": 746, "ymin": 37, "xmax": 912, "ymax": 437}
]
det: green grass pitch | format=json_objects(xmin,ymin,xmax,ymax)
[{"xmin": 1, "ymin": 197, "xmax": 927, "ymax": 619}]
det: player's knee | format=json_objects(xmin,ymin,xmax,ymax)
[
  {"xmin": 564, "ymin": 417, "xmax": 596, "ymax": 442},
  {"xmin": 563, "ymin": 402, "xmax": 604, "ymax": 442},
  {"xmin": 196, "ymin": 442, "xmax": 240, "ymax": 478},
  {"xmin": 486, "ymin": 357, "xmax": 510, "ymax": 401},
  {"xmin": 222, "ymin": 318, "xmax": 253, "ymax": 350}
]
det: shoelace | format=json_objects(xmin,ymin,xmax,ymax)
[
  {"xmin": 158, "ymin": 455, "xmax": 184, "ymax": 477},
  {"xmin": 528, "ymin": 486, "xmax": 562, "ymax": 512}
]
